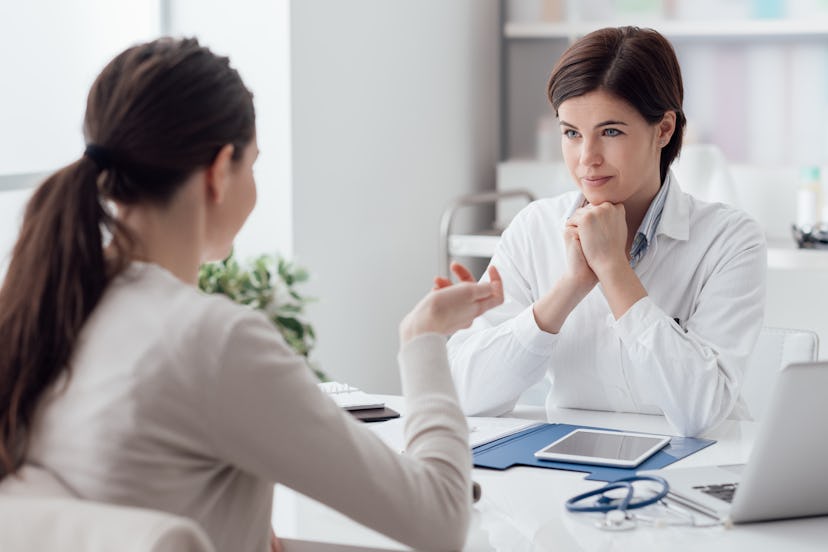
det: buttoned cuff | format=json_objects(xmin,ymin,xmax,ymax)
[{"xmin": 513, "ymin": 305, "xmax": 559, "ymax": 355}]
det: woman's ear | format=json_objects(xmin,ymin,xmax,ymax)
[
  {"xmin": 205, "ymin": 144, "xmax": 235, "ymax": 204},
  {"xmin": 657, "ymin": 111, "xmax": 677, "ymax": 147}
]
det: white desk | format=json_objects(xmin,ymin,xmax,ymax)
[{"xmin": 272, "ymin": 398, "xmax": 828, "ymax": 551}]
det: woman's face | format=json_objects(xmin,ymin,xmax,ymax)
[
  {"xmin": 205, "ymin": 137, "xmax": 258, "ymax": 260},
  {"xmin": 557, "ymin": 89, "xmax": 671, "ymax": 208}
]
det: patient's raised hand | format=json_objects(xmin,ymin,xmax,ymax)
[{"xmin": 400, "ymin": 263, "xmax": 503, "ymax": 345}]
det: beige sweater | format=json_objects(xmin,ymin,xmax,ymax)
[{"xmin": 24, "ymin": 262, "xmax": 471, "ymax": 551}]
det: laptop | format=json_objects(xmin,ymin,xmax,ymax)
[{"xmin": 641, "ymin": 361, "xmax": 828, "ymax": 524}]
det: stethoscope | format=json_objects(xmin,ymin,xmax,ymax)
[{"xmin": 565, "ymin": 475, "xmax": 671, "ymax": 531}]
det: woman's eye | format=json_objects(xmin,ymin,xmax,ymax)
[
  {"xmin": 603, "ymin": 128, "xmax": 621, "ymax": 137},
  {"xmin": 563, "ymin": 129, "xmax": 579, "ymax": 139}
]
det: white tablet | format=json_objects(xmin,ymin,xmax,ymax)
[{"xmin": 533, "ymin": 428, "xmax": 671, "ymax": 468}]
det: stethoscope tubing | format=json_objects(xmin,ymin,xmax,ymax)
[{"xmin": 565, "ymin": 475, "xmax": 670, "ymax": 514}]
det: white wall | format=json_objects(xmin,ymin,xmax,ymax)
[
  {"xmin": 291, "ymin": 0, "xmax": 500, "ymax": 392},
  {"xmin": 0, "ymin": 0, "xmax": 161, "ymax": 274},
  {"xmin": 167, "ymin": 0, "xmax": 293, "ymax": 259},
  {"xmin": 0, "ymin": 1, "xmax": 293, "ymax": 268},
  {"xmin": 0, "ymin": 0, "xmax": 160, "ymax": 174}
]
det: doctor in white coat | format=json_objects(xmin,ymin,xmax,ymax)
[{"xmin": 447, "ymin": 26, "xmax": 766, "ymax": 437}]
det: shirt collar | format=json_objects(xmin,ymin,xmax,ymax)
[
  {"xmin": 629, "ymin": 175, "xmax": 672, "ymax": 265},
  {"xmin": 655, "ymin": 170, "xmax": 690, "ymax": 241}
]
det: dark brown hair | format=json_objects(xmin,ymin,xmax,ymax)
[
  {"xmin": 547, "ymin": 26, "xmax": 686, "ymax": 182},
  {"xmin": 0, "ymin": 37, "xmax": 255, "ymax": 476}
]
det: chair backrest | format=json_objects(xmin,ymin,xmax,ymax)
[
  {"xmin": 671, "ymin": 143, "xmax": 740, "ymax": 206},
  {"xmin": 741, "ymin": 326, "xmax": 819, "ymax": 422},
  {"xmin": 0, "ymin": 496, "xmax": 216, "ymax": 552},
  {"xmin": 0, "ymin": 465, "xmax": 215, "ymax": 552}
]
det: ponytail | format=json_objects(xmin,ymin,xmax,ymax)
[{"xmin": 0, "ymin": 157, "xmax": 122, "ymax": 476}]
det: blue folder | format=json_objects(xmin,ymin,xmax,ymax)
[{"xmin": 473, "ymin": 423, "xmax": 715, "ymax": 482}]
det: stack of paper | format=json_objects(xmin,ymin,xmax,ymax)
[
  {"xmin": 369, "ymin": 415, "xmax": 541, "ymax": 453},
  {"xmin": 467, "ymin": 417, "xmax": 541, "ymax": 448}
]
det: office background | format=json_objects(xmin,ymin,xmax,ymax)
[{"xmin": 1, "ymin": 0, "xmax": 827, "ymax": 395}]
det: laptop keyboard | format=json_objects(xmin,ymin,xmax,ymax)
[{"xmin": 693, "ymin": 482, "xmax": 739, "ymax": 503}]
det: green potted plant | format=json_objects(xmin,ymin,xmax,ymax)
[{"xmin": 198, "ymin": 252, "xmax": 325, "ymax": 381}]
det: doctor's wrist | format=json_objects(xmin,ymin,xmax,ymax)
[
  {"xmin": 590, "ymin": 255, "xmax": 631, "ymax": 284},
  {"xmin": 559, "ymin": 273, "xmax": 597, "ymax": 299},
  {"xmin": 533, "ymin": 277, "xmax": 591, "ymax": 333}
]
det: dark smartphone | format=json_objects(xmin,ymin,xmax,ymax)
[{"xmin": 349, "ymin": 406, "xmax": 401, "ymax": 423}]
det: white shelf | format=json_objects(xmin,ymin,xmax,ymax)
[
  {"xmin": 448, "ymin": 234, "xmax": 501, "ymax": 258},
  {"xmin": 767, "ymin": 239, "xmax": 828, "ymax": 270},
  {"xmin": 505, "ymin": 19, "xmax": 828, "ymax": 40}
]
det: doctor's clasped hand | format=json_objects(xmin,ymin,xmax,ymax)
[
  {"xmin": 567, "ymin": 202, "xmax": 648, "ymax": 320},
  {"xmin": 568, "ymin": 202, "xmax": 629, "ymax": 277}
]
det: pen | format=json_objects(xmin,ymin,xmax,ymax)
[{"xmin": 663, "ymin": 491, "xmax": 721, "ymax": 523}]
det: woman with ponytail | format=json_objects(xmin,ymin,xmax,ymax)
[{"xmin": 0, "ymin": 37, "xmax": 502, "ymax": 551}]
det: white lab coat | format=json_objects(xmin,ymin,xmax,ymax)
[{"xmin": 448, "ymin": 173, "xmax": 766, "ymax": 437}]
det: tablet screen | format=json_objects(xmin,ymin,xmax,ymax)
[{"xmin": 534, "ymin": 429, "xmax": 670, "ymax": 468}]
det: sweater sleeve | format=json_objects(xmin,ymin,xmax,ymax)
[{"xmin": 200, "ymin": 311, "xmax": 470, "ymax": 551}]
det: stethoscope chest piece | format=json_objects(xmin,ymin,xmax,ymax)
[{"xmin": 596, "ymin": 509, "xmax": 636, "ymax": 531}]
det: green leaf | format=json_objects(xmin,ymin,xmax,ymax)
[{"xmin": 198, "ymin": 251, "xmax": 323, "ymax": 380}]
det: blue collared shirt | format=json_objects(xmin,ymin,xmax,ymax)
[{"xmin": 629, "ymin": 178, "xmax": 671, "ymax": 267}]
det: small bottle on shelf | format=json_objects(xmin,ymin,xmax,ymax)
[{"xmin": 796, "ymin": 166, "xmax": 821, "ymax": 231}]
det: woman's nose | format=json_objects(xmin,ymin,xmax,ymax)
[{"xmin": 580, "ymin": 138, "xmax": 603, "ymax": 167}]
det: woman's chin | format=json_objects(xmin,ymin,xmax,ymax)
[{"xmin": 583, "ymin": 192, "xmax": 617, "ymax": 206}]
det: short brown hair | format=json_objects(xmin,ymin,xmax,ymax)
[{"xmin": 547, "ymin": 26, "xmax": 686, "ymax": 182}]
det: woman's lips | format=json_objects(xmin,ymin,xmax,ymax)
[{"xmin": 581, "ymin": 176, "xmax": 612, "ymax": 187}]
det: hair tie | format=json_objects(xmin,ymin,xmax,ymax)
[{"xmin": 84, "ymin": 144, "xmax": 113, "ymax": 171}]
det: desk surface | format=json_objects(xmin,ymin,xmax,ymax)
[{"xmin": 272, "ymin": 398, "xmax": 828, "ymax": 551}]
